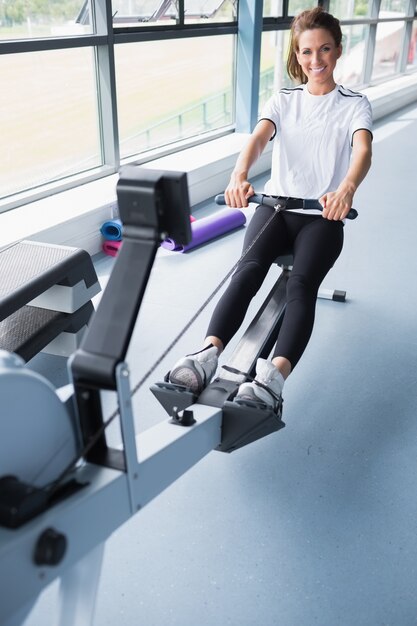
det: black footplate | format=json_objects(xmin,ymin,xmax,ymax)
[
  {"xmin": 217, "ymin": 398, "xmax": 285, "ymax": 453},
  {"xmin": 150, "ymin": 381, "xmax": 197, "ymax": 415},
  {"xmin": 151, "ymin": 377, "xmax": 285, "ymax": 454}
]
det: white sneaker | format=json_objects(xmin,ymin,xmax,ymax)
[
  {"xmin": 235, "ymin": 358, "xmax": 284, "ymax": 412},
  {"xmin": 168, "ymin": 345, "xmax": 218, "ymax": 394}
]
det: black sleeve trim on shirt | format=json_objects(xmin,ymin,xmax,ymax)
[
  {"xmin": 257, "ymin": 117, "xmax": 277, "ymax": 141},
  {"xmin": 280, "ymin": 87, "xmax": 303, "ymax": 93},
  {"xmin": 338, "ymin": 88, "xmax": 363, "ymax": 98},
  {"xmin": 351, "ymin": 127, "xmax": 373, "ymax": 146}
]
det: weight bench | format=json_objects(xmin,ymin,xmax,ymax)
[{"xmin": 0, "ymin": 241, "xmax": 101, "ymax": 361}]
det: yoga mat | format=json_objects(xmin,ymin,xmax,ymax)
[
  {"xmin": 161, "ymin": 207, "xmax": 246, "ymax": 253},
  {"xmin": 100, "ymin": 218, "xmax": 122, "ymax": 241},
  {"xmin": 103, "ymin": 240, "xmax": 122, "ymax": 257},
  {"xmin": 101, "ymin": 215, "xmax": 195, "ymax": 243}
]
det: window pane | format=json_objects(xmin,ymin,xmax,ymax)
[
  {"xmin": 115, "ymin": 36, "xmax": 235, "ymax": 158},
  {"xmin": 0, "ymin": 0, "xmax": 93, "ymax": 40},
  {"xmin": 371, "ymin": 20, "xmax": 405, "ymax": 81},
  {"xmin": 329, "ymin": 0, "xmax": 371, "ymax": 19},
  {"xmin": 184, "ymin": 0, "xmax": 236, "ymax": 24},
  {"xmin": 0, "ymin": 48, "xmax": 101, "ymax": 200},
  {"xmin": 112, "ymin": 0, "xmax": 178, "ymax": 26},
  {"xmin": 288, "ymin": 0, "xmax": 318, "ymax": 15},
  {"xmin": 259, "ymin": 30, "xmax": 293, "ymax": 115},
  {"xmin": 379, "ymin": 0, "xmax": 410, "ymax": 17},
  {"xmin": 263, "ymin": 0, "xmax": 284, "ymax": 18},
  {"xmin": 112, "ymin": 0, "xmax": 235, "ymax": 26},
  {"xmin": 334, "ymin": 24, "xmax": 368, "ymax": 87},
  {"xmin": 406, "ymin": 20, "xmax": 417, "ymax": 69}
]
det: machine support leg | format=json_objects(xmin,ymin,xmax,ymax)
[
  {"xmin": 57, "ymin": 543, "xmax": 105, "ymax": 626},
  {"xmin": 2, "ymin": 601, "xmax": 36, "ymax": 626}
]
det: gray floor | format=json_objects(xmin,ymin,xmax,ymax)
[{"xmin": 25, "ymin": 102, "xmax": 417, "ymax": 626}]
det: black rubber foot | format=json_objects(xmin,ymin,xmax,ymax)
[{"xmin": 333, "ymin": 290, "xmax": 346, "ymax": 302}]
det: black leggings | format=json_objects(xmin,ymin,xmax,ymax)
[{"xmin": 206, "ymin": 206, "xmax": 344, "ymax": 369}]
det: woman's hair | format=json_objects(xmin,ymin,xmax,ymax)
[{"xmin": 286, "ymin": 7, "xmax": 342, "ymax": 84}]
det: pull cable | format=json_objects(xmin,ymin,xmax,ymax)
[
  {"xmin": 45, "ymin": 203, "xmax": 283, "ymax": 493},
  {"xmin": 129, "ymin": 203, "xmax": 283, "ymax": 400}
]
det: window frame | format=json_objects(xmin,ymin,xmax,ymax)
[{"xmin": 1, "ymin": 0, "xmax": 417, "ymax": 213}]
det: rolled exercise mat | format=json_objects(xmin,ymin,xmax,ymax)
[
  {"xmin": 101, "ymin": 215, "xmax": 194, "ymax": 244},
  {"xmin": 161, "ymin": 207, "xmax": 246, "ymax": 253},
  {"xmin": 100, "ymin": 218, "xmax": 122, "ymax": 241},
  {"xmin": 103, "ymin": 240, "xmax": 122, "ymax": 257}
]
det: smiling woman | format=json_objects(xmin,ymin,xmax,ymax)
[
  {"xmin": 287, "ymin": 7, "xmax": 343, "ymax": 95},
  {"xmin": 167, "ymin": 6, "xmax": 373, "ymax": 408},
  {"xmin": 295, "ymin": 30, "xmax": 342, "ymax": 95}
]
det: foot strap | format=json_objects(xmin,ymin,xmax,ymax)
[{"xmin": 222, "ymin": 365, "xmax": 282, "ymax": 407}]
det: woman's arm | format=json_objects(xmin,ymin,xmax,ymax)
[
  {"xmin": 320, "ymin": 129, "xmax": 373, "ymax": 221},
  {"xmin": 225, "ymin": 119, "xmax": 276, "ymax": 208}
]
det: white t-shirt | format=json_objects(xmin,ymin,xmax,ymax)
[{"xmin": 260, "ymin": 83, "xmax": 373, "ymax": 214}]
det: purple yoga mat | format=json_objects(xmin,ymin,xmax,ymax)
[{"xmin": 162, "ymin": 207, "xmax": 246, "ymax": 253}]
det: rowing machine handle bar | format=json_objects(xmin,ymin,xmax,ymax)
[{"xmin": 214, "ymin": 193, "xmax": 358, "ymax": 220}]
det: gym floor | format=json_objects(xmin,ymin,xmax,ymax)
[{"xmin": 26, "ymin": 101, "xmax": 417, "ymax": 626}]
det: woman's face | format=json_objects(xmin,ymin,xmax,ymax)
[{"xmin": 295, "ymin": 28, "xmax": 342, "ymax": 95}]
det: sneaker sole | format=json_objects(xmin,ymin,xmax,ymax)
[
  {"xmin": 235, "ymin": 387, "xmax": 279, "ymax": 412},
  {"xmin": 169, "ymin": 366, "xmax": 202, "ymax": 395}
]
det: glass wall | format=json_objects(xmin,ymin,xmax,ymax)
[
  {"xmin": 259, "ymin": 30, "xmax": 292, "ymax": 112},
  {"xmin": 334, "ymin": 23, "xmax": 368, "ymax": 86},
  {"xmin": 263, "ymin": 0, "xmax": 317, "ymax": 17},
  {"xmin": 407, "ymin": 20, "xmax": 417, "ymax": 69},
  {"xmin": 1, "ymin": 0, "xmax": 417, "ymax": 210},
  {"xmin": 0, "ymin": 47, "xmax": 101, "ymax": 199},
  {"xmin": 329, "ymin": 0, "xmax": 372, "ymax": 19},
  {"xmin": 0, "ymin": 0, "xmax": 93, "ymax": 39},
  {"xmin": 372, "ymin": 20, "xmax": 406, "ymax": 80},
  {"xmin": 111, "ymin": 0, "xmax": 237, "ymax": 25},
  {"xmin": 263, "ymin": 0, "xmax": 284, "ymax": 17},
  {"xmin": 115, "ymin": 35, "xmax": 235, "ymax": 158}
]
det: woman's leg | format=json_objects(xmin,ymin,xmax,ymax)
[
  {"xmin": 235, "ymin": 215, "xmax": 344, "ymax": 409},
  {"xmin": 206, "ymin": 205, "xmax": 291, "ymax": 348},
  {"xmin": 169, "ymin": 206, "xmax": 291, "ymax": 393},
  {"xmin": 272, "ymin": 215, "xmax": 345, "ymax": 370}
]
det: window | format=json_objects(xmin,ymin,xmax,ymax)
[
  {"xmin": 407, "ymin": 20, "xmax": 417, "ymax": 69},
  {"xmin": 183, "ymin": 0, "xmax": 237, "ymax": 24},
  {"xmin": 1, "ymin": 0, "xmax": 417, "ymax": 210},
  {"xmin": 263, "ymin": 0, "xmax": 284, "ymax": 18},
  {"xmin": 258, "ymin": 29, "xmax": 292, "ymax": 114},
  {"xmin": 379, "ymin": 0, "xmax": 409, "ymax": 16},
  {"xmin": 115, "ymin": 35, "xmax": 235, "ymax": 158},
  {"xmin": 287, "ymin": 0, "xmax": 317, "ymax": 15},
  {"xmin": 334, "ymin": 24, "xmax": 368, "ymax": 87},
  {"xmin": 111, "ymin": 0, "xmax": 236, "ymax": 26},
  {"xmin": 0, "ymin": 0, "xmax": 94, "ymax": 39},
  {"xmin": 263, "ymin": 0, "xmax": 317, "ymax": 18},
  {"xmin": 0, "ymin": 47, "xmax": 100, "ymax": 199},
  {"xmin": 372, "ymin": 20, "xmax": 406, "ymax": 81},
  {"xmin": 329, "ymin": 0, "xmax": 371, "ymax": 19}
]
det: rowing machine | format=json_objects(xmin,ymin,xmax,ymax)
[{"xmin": 151, "ymin": 192, "xmax": 357, "ymax": 449}]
